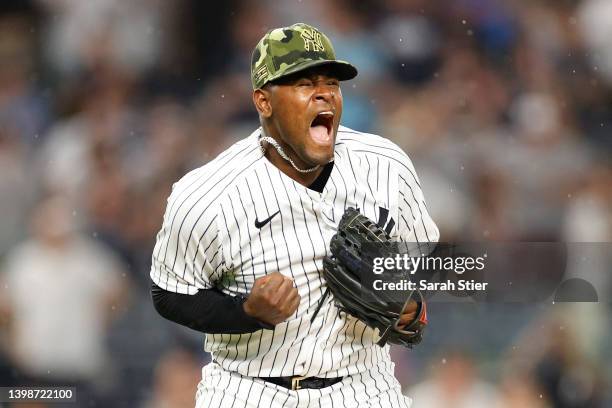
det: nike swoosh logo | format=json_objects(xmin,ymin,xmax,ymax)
[{"xmin": 255, "ymin": 211, "xmax": 280, "ymax": 229}]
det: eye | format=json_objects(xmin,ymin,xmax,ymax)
[{"xmin": 297, "ymin": 79, "xmax": 313, "ymax": 87}]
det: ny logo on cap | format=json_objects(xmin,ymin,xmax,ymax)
[{"xmin": 300, "ymin": 28, "xmax": 325, "ymax": 52}]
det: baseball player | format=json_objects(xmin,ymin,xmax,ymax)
[{"xmin": 150, "ymin": 23, "xmax": 439, "ymax": 407}]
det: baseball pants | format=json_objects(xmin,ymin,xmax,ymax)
[{"xmin": 195, "ymin": 361, "xmax": 412, "ymax": 408}]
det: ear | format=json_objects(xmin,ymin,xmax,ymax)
[{"xmin": 253, "ymin": 88, "xmax": 272, "ymax": 118}]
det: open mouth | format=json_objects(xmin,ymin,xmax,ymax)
[{"xmin": 309, "ymin": 111, "xmax": 334, "ymax": 145}]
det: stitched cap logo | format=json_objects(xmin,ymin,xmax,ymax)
[{"xmin": 300, "ymin": 28, "xmax": 325, "ymax": 52}]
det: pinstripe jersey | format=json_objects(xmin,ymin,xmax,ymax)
[{"xmin": 150, "ymin": 125, "xmax": 439, "ymax": 379}]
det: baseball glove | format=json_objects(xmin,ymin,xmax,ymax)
[{"xmin": 320, "ymin": 207, "xmax": 428, "ymax": 348}]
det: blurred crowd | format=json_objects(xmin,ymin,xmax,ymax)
[{"xmin": 0, "ymin": 0, "xmax": 610, "ymax": 406}]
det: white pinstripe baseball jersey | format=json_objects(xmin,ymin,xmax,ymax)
[{"xmin": 150, "ymin": 125, "xmax": 439, "ymax": 379}]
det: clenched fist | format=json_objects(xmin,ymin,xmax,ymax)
[{"xmin": 243, "ymin": 272, "xmax": 300, "ymax": 326}]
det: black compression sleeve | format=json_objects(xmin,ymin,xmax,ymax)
[{"xmin": 151, "ymin": 281, "xmax": 274, "ymax": 334}]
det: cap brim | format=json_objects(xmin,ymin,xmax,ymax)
[{"xmin": 265, "ymin": 59, "xmax": 358, "ymax": 87}]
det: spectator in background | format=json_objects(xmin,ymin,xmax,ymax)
[
  {"xmin": 0, "ymin": 194, "xmax": 129, "ymax": 405},
  {"xmin": 37, "ymin": 64, "xmax": 140, "ymax": 199},
  {"xmin": 579, "ymin": 0, "xmax": 612, "ymax": 87},
  {"xmin": 406, "ymin": 351, "xmax": 499, "ymax": 408},
  {"xmin": 562, "ymin": 160, "xmax": 612, "ymax": 310},
  {"xmin": 578, "ymin": 0, "xmax": 612, "ymax": 150},
  {"xmin": 0, "ymin": 11, "xmax": 50, "ymax": 147},
  {"xmin": 533, "ymin": 324, "xmax": 605, "ymax": 408},
  {"xmin": 504, "ymin": 312, "xmax": 607, "ymax": 408},
  {"xmin": 143, "ymin": 347, "xmax": 203, "ymax": 408},
  {"xmin": 35, "ymin": 0, "xmax": 165, "ymax": 78},
  {"xmin": 0, "ymin": 7, "xmax": 47, "ymax": 268},
  {"xmin": 0, "ymin": 124, "xmax": 35, "ymax": 256},
  {"xmin": 563, "ymin": 161, "xmax": 612, "ymax": 244},
  {"xmin": 495, "ymin": 374, "xmax": 550, "ymax": 408},
  {"xmin": 378, "ymin": 0, "xmax": 442, "ymax": 85}
]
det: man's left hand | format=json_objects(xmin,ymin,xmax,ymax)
[{"xmin": 398, "ymin": 299, "xmax": 419, "ymax": 328}]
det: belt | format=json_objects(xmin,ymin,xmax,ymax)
[{"xmin": 260, "ymin": 375, "xmax": 343, "ymax": 390}]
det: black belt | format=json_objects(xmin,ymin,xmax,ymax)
[{"xmin": 260, "ymin": 375, "xmax": 343, "ymax": 390}]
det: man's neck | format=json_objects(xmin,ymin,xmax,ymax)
[{"xmin": 260, "ymin": 126, "xmax": 324, "ymax": 187}]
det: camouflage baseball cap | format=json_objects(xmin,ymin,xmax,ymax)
[{"xmin": 251, "ymin": 23, "xmax": 358, "ymax": 89}]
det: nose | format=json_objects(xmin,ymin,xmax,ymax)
[{"xmin": 313, "ymin": 84, "xmax": 335, "ymax": 103}]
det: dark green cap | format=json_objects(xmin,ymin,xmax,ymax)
[{"xmin": 251, "ymin": 23, "xmax": 358, "ymax": 89}]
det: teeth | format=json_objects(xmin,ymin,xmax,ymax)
[{"xmin": 318, "ymin": 111, "xmax": 333, "ymax": 117}]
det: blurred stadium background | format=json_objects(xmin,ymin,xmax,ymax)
[{"xmin": 0, "ymin": 0, "xmax": 610, "ymax": 406}]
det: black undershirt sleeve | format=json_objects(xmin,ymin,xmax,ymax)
[{"xmin": 151, "ymin": 282, "xmax": 274, "ymax": 334}]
